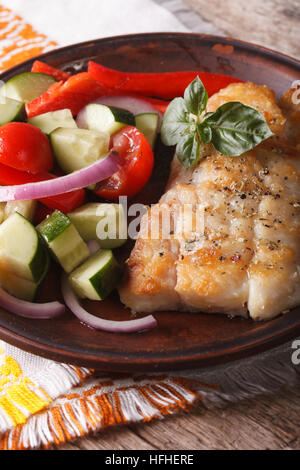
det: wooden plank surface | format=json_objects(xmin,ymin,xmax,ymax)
[
  {"xmin": 54, "ymin": 0, "xmax": 300, "ymax": 451},
  {"xmin": 55, "ymin": 385, "xmax": 300, "ymax": 450},
  {"xmin": 183, "ymin": 0, "xmax": 300, "ymax": 59}
]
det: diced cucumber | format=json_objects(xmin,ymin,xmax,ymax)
[
  {"xmin": 69, "ymin": 249, "xmax": 122, "ymax": 300},
  {"xmin": 0, "ymin": 96, "xmax": 25, "ymax": 125},
  {"xmin": 28, "ymin": 109, "xmax": 77, "ymax": 135},
  {"xmin": 76, "ymin": 104, "xmax": 135, "ymax": 135},
  {"xmin": 4, "ymin": 200, "xmax": 36, "ymax": 222},
  {"xmin": 0, "ymin": 212, "xmax": 49, "ymax": 283},
  {"xmin": 0, "ymin": 269, "xmax": 39, "ymax": 301},
  {"xmin": 0, "ymin": 245, "xmax": 49, "ymax": 301},
  {"xmin": 37, "ymin": 210, "xmax": 89, "ymax": 273},
  {"xmin": 50, "ymin": 128, "xmax": 109, "ymax": 173},
  {"xmin": 68, "ymin": 203, "xmax": 127, "ymax": 249},
  {"xmin": 0, "ymin": 72, "xmax": 56, "ymax": 103},
  {"xmin": 135, "ymin": 113, "xmax": 159, "ymax": 148}
]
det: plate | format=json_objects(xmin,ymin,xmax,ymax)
[{"xmin": 0, "ymin": 33, "xmax": 299, "ymax": 372}]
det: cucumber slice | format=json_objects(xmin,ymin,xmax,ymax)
[
  {"xmin": 0, "ymin": 212, "xmax": 49, "ymax": 283},
  {"xmin": 50, "ymin": 128, "xmax": 109, "ymax": 173},
  {"xmin": 69, "ymin": 249, "xmax": 122, "ymax": 300},
  {"xmin": 135, "ymin": 113, "xmax": 159, "ymax": 148},
  {"xmin": 0, "ymin": 269, "xmax": 38, "ymax": 301},
  {"xmin": 37, "ymin": 210, "xmax": 89, "ymax": 273},
  {"xmin": 76, "ymin": 104, "xmax": 135, "ymax": 135},
  {"xmin": 68, "ymin": 203, "xmax": 127, "ymax": 249},
  {"xmin": 0, "ymin": 96, "xmax": 25, "ymax": 125},
  {"xmin": 4, "ymin": 200, "xmax": 36, "ymax": 222},
  {"xmin": 28, "ymin": 109, "xmax": 77, "ymax": 135},
  {"xmin": 0, "ymin": 72, "xmax": 56, "ymax": 103},
  {"xmin": 0, "ymin": 244, "xmax": 49, "ymax": 301}
]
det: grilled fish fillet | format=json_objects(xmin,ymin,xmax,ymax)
[{"xmin": 119, "ymin": 82, "xmax": 300, "ymax": 320}]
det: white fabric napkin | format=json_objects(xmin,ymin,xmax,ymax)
[{"xmin": 2, "ymin": 0, "xmax": 191, "ymax": 46}]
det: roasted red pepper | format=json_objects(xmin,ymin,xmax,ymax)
[
  {"xmin": 26, "ymin": 72, "xmax": 104, "ymax": 118},
  {"xmin": 0, "ymin": 163, "xmax": 85, "ymax": 213},
  {"xmin": 31, "ymin": 60, "xmax": 71, "ymax": 82},
  {"xmin": 88, "ymin": 61, "xmax": 243, "ymax": 100}
]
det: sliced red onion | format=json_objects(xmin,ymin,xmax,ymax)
[
  {"xmin": 86, "ymin": 95, "xmax": 162, "ymax": 128},
  {"xmin": 0, "ymin": 286, "xmax": 65, "ymax": 319},
  {"xmin": 61, "ymin": 275, "xmax": 157, "ymax": 333},
  {"xmin": 0, "ymin": 151, "xmax": 122, "ymax": 202},
  {"xmin": 87, "ymin": 240, "xmax": 100, "ymax": 255}
]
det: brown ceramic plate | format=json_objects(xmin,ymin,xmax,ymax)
[{"xmin": 0, "ymin": 33, "xmax": 299, "ymax": 372}]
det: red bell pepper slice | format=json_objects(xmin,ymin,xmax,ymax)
[
  {"xmin": 0, "ymin": 163, "xmax": 85, "ymax": 213},
  {"xmin": 31, "ymin": 60, "xmax": 71, "ymax": 82},
  {"xmin": 26, "ymin": 72, "xmax": 104, "ymax": 118},
  {"xmin": 88, "ymin": 61, "xmax": 243, "ymax": 100}
]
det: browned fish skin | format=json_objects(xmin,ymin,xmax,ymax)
[
  {"xmin": 120, "ymin": 203, "xmax": 181, "ymax": 312},
  {"xmin": 119, "ymin": 82, "xmax": 300, "ymax": 320}
]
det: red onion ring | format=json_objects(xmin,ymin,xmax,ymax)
[
  {"xmin": 0, "ymin": 151, "xmax": 122, "ymax": 202},
  {"xmin": 0, "ymin": 286, "xmax": 65, "ymax": 319},
  {"xmin": 61, "ymin": 274, "xmax": 157, "ymax": 333},
  {"xmin": 87, "ymin": 240, "xmax": 100, "ymax": 255}
]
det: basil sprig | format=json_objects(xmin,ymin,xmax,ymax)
[{"xmin": 160, "ymin": 76, "xmax": 274, "ymax": 168}]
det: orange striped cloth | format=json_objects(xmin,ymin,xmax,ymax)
[
  {"xmin": 0, "ymin": 340, "xmax": 212, "ymax": 450},
  {"xmin": 0, "ymin": 5, "xmax": 213, "ymax": 450},
  {"xmin": 0, "ymin": 5, "xmax": 56, "ymax": 71}
]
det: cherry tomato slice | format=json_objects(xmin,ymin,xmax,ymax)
[
  {"xmin": 94, "ymin": 126, "xmax": 154, "ymax": 200},
  {"xmin": 0, "ymin": 122, "xmax": 54, "ymax": 174}
]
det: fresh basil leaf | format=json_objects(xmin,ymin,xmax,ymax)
[
  {"xmin": 160, "ymin": 97, "xmax": 190, "ymax": 146},
  {"xmin": 176, "ymin": 132, "xmax": 200, "ymax": 169},
  {"xmin": 199, "ymin": 101, "xmax": 274, "ymax": 156},
  {"xmin": 197, "ymin": 124, "xmax": 212, "ymax": 144},
  {"xmin": 201, "ymin": 111, "xmax": 214, "ymax": 122},
  {"xmin": 184, "ymin": 76, "xmax": 208, "ymax": 115}
]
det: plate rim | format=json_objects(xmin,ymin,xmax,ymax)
[
  {"xmin": 0, "ymin": 309, "xmax": 299, "ymax": 371},
  {"xmin": 1, "ymin": 32, "xmax": 299, "ymax": 79}
]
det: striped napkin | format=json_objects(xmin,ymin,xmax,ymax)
[
  {"xmin": 0, "ymin": 340, "xmax": 208, "ymax": 449},
  {"xmin": 0, "ymin": 0, "xmax": 219, "ymax": 450}
]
